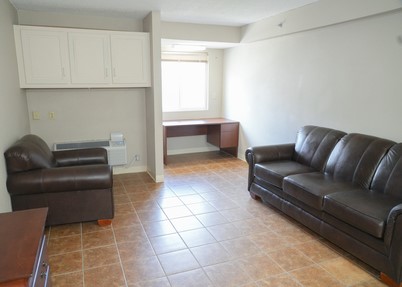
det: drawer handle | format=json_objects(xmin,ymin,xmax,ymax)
[
  {"xmin": 40, "ymin": 271, "xmax": 47, "ymax": 278},
  {"xmin": 42, "ymin": 261, "xmax": 48, "ymax": 268}
]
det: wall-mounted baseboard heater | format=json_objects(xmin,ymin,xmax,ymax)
[{"xmin": 54, "ymin": 139, "xmax": 127, "ymax": 166}]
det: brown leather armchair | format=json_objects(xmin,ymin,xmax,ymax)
[{"xmin": 4, "ymin": 134, "xmax": 114, "ymax": 226}]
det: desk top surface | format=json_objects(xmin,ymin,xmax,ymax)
[
  {"xmin": 163, "ymin": 118, "xmax": 238, "ymax": 127},
  {"xmin": 0, "ymin": 208, "xmax": 48, "ymax": 283}
]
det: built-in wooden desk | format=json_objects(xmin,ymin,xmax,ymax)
[{"xmin": 163, "ymin": 118, "xmax": 239, "ymax": 165}]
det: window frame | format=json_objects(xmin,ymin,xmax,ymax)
[{"xmin": 161, "ymin": 52, "xmax": 209, "ymax": 113}]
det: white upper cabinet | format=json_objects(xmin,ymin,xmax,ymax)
[
  {"xmin": 111, "ymin": 33, "xmax": 150, "ymax": 86},
  {"xmin": 15, "ymin": 26, "xmax": 71, "ymax": 87},
  {"xmin": 14, "ymin": 25, "xmax": 151, "ymax": 88},
  {"xmin": 69, "ymin": 31, "xmax": 112, "ymax": 85}
]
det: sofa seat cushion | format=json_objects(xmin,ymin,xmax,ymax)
[
  {"xmin": 323, "ymin": 191, "xmax": 401, "ymax": 238},
  {"xmin": 254, "ymin": 161, "xmax": 314, "ymax": 188},
  {"xmin": 283, "ymin": 172, "xmax": 363, "ymax": 211}
]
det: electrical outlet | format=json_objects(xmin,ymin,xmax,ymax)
[
  {"xmin": 48, "ymin": 112, "xmax": 56, "ymax": 120},
  {"xmin": 135, "ymin": 155, "xmax": 140, "ymax": 161},
  {"xmin": 32, "ymin": 111, "xmax": 40, "ymax": 120}
]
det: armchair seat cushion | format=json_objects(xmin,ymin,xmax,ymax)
[
  {"xmin": 283, "ymin": 172, "xmax": 363, "ymax": 210},
  {"xmin": 254, "ymin": 161, "xmax": 314, "ymax": 188},
  {"xmin": 323, "ymin": 191, "xmax": 402, "ymax": 238}
]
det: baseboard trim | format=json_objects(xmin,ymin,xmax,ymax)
[
  {"xmin": 167, "ymin": 146, "xmax": 219, "ymax": 155},
  {"xmin": 112, "ymin": 165, "xmax": 147, "ymax": 175}
]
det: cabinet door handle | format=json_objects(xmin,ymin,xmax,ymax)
[
  {"xmin": 61, "ymin": 67, "xmax": 65, "ymax": 77},
  {"xmin": 105, "ymin": 68, "xmax": 109, "ymax": 77},
  {"xmin": 113, "ymin": 68, "xmax": 116, "ymax": 78}
]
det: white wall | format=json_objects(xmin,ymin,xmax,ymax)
[
  {"xmin": 18, "ymin": 10, "xmax": 149, "ymax": 174},
  {"xmin": 0, "ymin": 1, "xmax": 30, "ymax": 212},
  {"xmin": 143, "ymin": 12, "xmax": 164, "ymax": 182},
  {"xmin": 161, "ymin": 21, "xmax": 240, "ymax": 44},
  {"xmin": 26, "ymin": 89, "xmax": 147, "ymax": 173},
  {"xmin": 241, "ymin": 0, "xmax": 402, "ymax": 43},
  {"xmin": 17, "ymin": 10, "xmax": 143, "ymax": 31},
  {"xmin": 223, "ymin": 8, "xmax": 402, "ymax": 160}
]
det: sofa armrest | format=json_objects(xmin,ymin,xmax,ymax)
[
  {"xmin": 384, "ymin": 204, "xmax": 402, "ymax": 283},
  {"xmin": 245, "ymin": 144, "xmax": 295, "ymax": 164},
  {"xmin": 7, "ymin": 164, "xmax": 112, "ymax": 195},
  {"xmin": 53, "ymin": 148, "xmax": 108, "ymax": 166},
  {"xmin": 385, "ymin": 204, "xmax": 402, "ymax": 245},
  {"xmin": 245, "ymin": 143, "xmax": 295, "ymax": 190}
]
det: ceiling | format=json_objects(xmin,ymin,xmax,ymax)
[{"xmin": 9, "ymin": 0, "xmax": 318, "ymax": 27}]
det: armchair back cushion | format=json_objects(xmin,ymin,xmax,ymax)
[{"xmin": 4, "ymin": 134, "xmax": 55, "ymax": 173}]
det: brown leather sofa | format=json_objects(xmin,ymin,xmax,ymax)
[
  {"xmin": 4, "ymin": 134, "xmax": 114, "ymax": 226},
  {"xmin": 246, "ymin": 126, "xmax": 402, "ymax": 287}
]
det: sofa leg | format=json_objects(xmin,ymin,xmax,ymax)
[
  {"xmin": 249, "ymin": 192, "xmax": 261, "ymax": 200},
  {"xmin": 97, "ymin": 219, "xmax": 112, "ymax": 226},
  {"xmin": 380, "ymin": 273, "xmax": 402, "ymax": 287}
]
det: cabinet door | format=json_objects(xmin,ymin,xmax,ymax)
[
  {"xmin": 18, "ymin": 28, "xmax": 70, "ymax": 86},
  {"xmin": 110, "ymin": 33, "xmax": 150, "ymax": 86},
  {"xmin": 69, "ymin": 32, "xmax": 112, "ymax": 84}
]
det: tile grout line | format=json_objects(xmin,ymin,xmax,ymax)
[
  {"xmin": 113, "ymin": 179, "xmax": 130, "ymax": 287},
  {"xmin": 80, "ymin": 223, "xmax": 85, "ymax": 287},
  {"xmin": 111, "ymin": 225, "xmax": 129, "ymax": 287}
]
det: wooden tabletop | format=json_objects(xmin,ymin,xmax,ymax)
[
  {"xmin": 0, "ymin": 208, "xmax": 48, "ymax": 283},
  {"xmin": 162, "ymin": 118, "xmax": 238, "ymax": 127}
]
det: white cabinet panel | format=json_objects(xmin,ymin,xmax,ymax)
[
  {"xmin": 15, "ymin": 27, "xmax": 71, "ymax": 87},
  {"xmin": 69, "ymin": 32, "xmax": 112, "ymax": 84},
  {"xmin": 111, "ymin": 33, "xmax": 150, "ymax": 86}
]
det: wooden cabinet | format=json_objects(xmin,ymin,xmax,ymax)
[
  {"xmin": 0, "ymin": 208, "xmax": 50, "ymax": 287},
  {"xmin": 14, "ymin": 25, "xmax": 151, "ymax": 88},
  {"xmin": 14, "ymin": 26, "xmax": 70, "ymax": 87}
]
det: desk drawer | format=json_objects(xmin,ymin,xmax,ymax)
[{"xmin": 221, "ymin": 123, "xmax": 238, "ymax": 132}]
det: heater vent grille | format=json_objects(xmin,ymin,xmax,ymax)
[{"xmin": 54, "ymin": 140, "xmax": 127, "ymax": 166}]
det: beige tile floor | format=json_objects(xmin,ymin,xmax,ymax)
[{"xmin": 47, "ymin": 152, "xmax": 387, "ymax": 287}]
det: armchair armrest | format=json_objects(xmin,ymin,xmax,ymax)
[
  {"xmin": 245, "ymin": 143, "xmax": 295, "ymax": 190},
  {"xmin": 53, "ymin": 148, "xmax": 108, "ymax": 166},
  {"xmin": 7, "ymin": 164, "xmax": 112, "ymax": 195}
]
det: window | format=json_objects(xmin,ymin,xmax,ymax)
[{"xmin": 162, "ymin": 52, "xmax": 208, "ymax": 112}]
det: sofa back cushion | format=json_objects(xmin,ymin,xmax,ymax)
[
  {"xmin": 371, "ymin": 143, "xmax": 402, "ymax": 198},
  {"xmin": 325, "ymin": 133, "xmax": 395, "ymax": 188},
  {"xmin": 4, "ymin": 134, "xmax": 55, "ymax": 173},
  {"xmin": 292, "ymin": 126, "xmax": 346, "ymax": 171}
]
